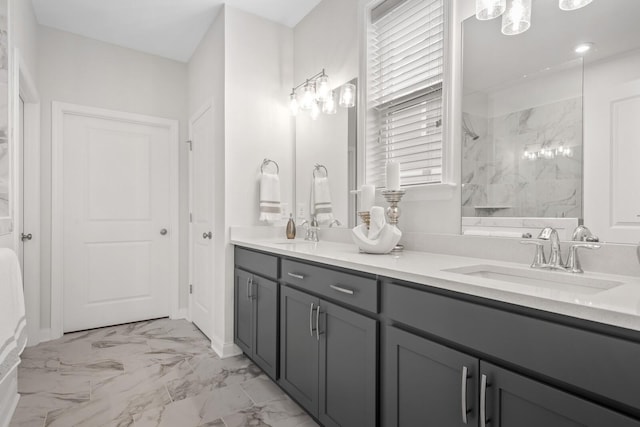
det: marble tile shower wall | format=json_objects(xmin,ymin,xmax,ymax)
[{"xmin": 462, "ymin": 97, "xmax": 583, "ymax": 218}]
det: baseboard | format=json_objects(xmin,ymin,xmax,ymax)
[
  {"xmin": 0, "ymin": 371, "xmax": 19, "ymax": 427},
  {"xmin": 171, "ymin": 308, "xmax": 189, "ymax": 320},
  {"xmin": 210, "ymin": 337, "xmax": 242, "ymax": 359}
]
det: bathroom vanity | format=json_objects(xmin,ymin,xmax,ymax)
[{"xmin": 233, "ymin": 239, "xmax": 640, "ymax": 427}]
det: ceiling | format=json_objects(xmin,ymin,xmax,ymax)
[
  {"xmin": 463, "ymin": 0, "xmax": 640, "ymax": 94},
  {"xmin": 31, "ymin": 0, "xmax": 322, "ymax": 62}
]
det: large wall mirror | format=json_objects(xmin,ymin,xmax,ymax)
[
  {"xmin": 295, "ymin": 78, "xmax": 357, "ymax": 228},
  {"xmin": 0, "ymin": 0, "xmax": 10, "ymax": 235},
  {"xmin": 460, "ymin": 0, "xmax": 640, "ymax": 244}
]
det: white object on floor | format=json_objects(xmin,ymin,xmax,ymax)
[
  {"xmin": 311, "ymin": 176, "xmax": 334, "ymax": 224},
  {"xmin": 0, "ymin": 248, "xmax": 26, "ymax": 427},
  {"xmin": 368, "ymin": 206, "xmax": 386, "ymax": 240},
  {"xmin": 259, "ymin": 172, "xmax": 282, "ymax": 222}
]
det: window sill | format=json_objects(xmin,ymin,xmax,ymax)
[{"xmin": 399, "ymin": 182, "xmax": 458, "ymax": 202}]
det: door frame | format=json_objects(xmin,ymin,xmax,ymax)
[
  {"xmin": 11, "ymin": 48, "xmax": 41, "ymax": 344},
  {"xmin": 187, "ymin": 99, "xmax": 214, "ymax": 327},
  {"xmin": 51, "ymin": 101, "xmax": 180, "ymax": 339}
]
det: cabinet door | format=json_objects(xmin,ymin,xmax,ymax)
[
  {"xmin": 252, "ymin": 275, "xmax": 278, "ymax": 380},
  {"xmin": 384, "ymin": 326, "xmax": 479, "ymax": 427},
  {"xmin": 318, "ymin": 300, "xmax": 377, "ymax": 427},
  {"xmin": 481, "ymin": 361, "xmax": 640, "ymax": 427},
  {"xmin": 234, "ymin": 268, "xmax": 253, "ymax": 355},
  {"xmin": 279, "ymin": 286, "xmax": 320, "ymax": 417}
]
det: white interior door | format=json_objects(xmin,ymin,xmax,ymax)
[
  {"xmin": 584, "ymin": 53, "xmax": 640, "ymax": 243},
  {"xmin": 60, "ymin": 106, "xmax": 178, "ymax": 333},
  {"xmin": 189, "ymin": 101, "xmax": 214, "ymax": 339}
]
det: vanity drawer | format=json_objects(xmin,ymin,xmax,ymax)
[
  {"xmin": 383, "ymin": 280, "xmax": 640, "ymax": 413},
  {"xmin": 281, "ymin": 259, "xmax": 378, "ymax": 313},
  {"xmin": 235, "ymin": 247, "xmax": 278, "ymax": 280}
]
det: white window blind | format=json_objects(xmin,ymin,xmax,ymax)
[{"xmin": 366, "ymin": 0, "xmax": 445, "ymax": 188}]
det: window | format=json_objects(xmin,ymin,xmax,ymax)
[{"xmin": 365, "ymin": 0, "xmax": 446, "ymax": 188}]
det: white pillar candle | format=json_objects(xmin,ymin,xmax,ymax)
[
  {"xmin": 386, "ymin": 161, "xmax": 401, "ymax": 191},
  {"xmin": 360, "ymin": 184, "xmax": 375, "ymax": 212}
]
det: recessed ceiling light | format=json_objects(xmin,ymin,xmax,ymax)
[{"xmin": 575, "ymin": 43, "xmax": 593, "ymax": 54}]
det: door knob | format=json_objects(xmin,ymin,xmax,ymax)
[
  {"xmin": 203, "ymin": 231, "xmax": 213, "ymax": 239},
  {"xmin": 21, "ymin": 233, "xmax": 32, "ymax": 241},
  {"xmin": 160, "ymin": 228, "xmax": 168, "ymax": 236}
]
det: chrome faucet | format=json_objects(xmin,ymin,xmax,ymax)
[
  {"xmin": 329, "ymin": 219, "xmax": 342, "ymax": 228},
  {"xmin": 537, "ymin": 227, "xmax": 564, "ymax": 270},
  {"xmin": 302, "ymin": 216, "xmax": 319, "ymax": 242},
  {"xmin": 571, "ymin": 225, "xmax": 599, "ymax": 242}
]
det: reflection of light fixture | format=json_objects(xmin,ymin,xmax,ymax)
[
  {"xmin": 316, "ymin": 75, "xmax": 331, "ymax": 102},
  {"xmin": 476, "ymin": 0, "xmax": 506, "ymax": 20},
  {"xmin": 574, "ymin": 42, "xmax": 593, "ymax": 54},
  {"xmin": 300, "ymin": 81, "xmax": 316, "ymax": 110},
  {"xmin": 339, "ymin": 83, "xmax": 356, "ymax": 108},
  {"xmin": 323, "ymin": 90, "xmax": 337, "ymax": 114},
  {"xmin": 289, "ymin": 92, "xmax": 299, "ymax": 116},
  {"xmin": 288, "ymin": 69, "xmax": 356, "ymax": 117},
  {"xmin": 310, "ymin": 100, "xmax": 320, "ymax": 120},
  {"xmin": 501, "ymin": 0, "xmax": 531, "ymax": 35},
  {"xmin": 559, "ymin": 0, "xmax": 592, "ymax": 11},
  {"xmin": 477, "ymin": 0, "xmax": 594, "ymax": 35},
  {"xmin": 522, "ymin": 143, "xmax": 575, "ymax": 161}
]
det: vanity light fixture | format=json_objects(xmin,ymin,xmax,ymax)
[
  {"xmin": 559, "ymin": 0, "xmax": 593, "ymax": 11},
  {"xmin": 522, "ymin": 143, "xmax": 574, "ymax": 161},
  {"xmin": 477, "ymin": 0, "xmax": 595, "ymax": 35},
  {"xmin": 288, "ymin": 69, "xmax": 356, "ymax": 118}
]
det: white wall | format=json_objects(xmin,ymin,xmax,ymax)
[
  {"xmin": 38, "ymin": 27, "xmax": 189, "ymax": 329},
  {"xmin": 223, "ymin": 6, "xmax": 294, "ymax": 350}
]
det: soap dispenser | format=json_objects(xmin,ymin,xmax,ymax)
[{"xmin": 286, "ymin": 213, "xmax": 296, "ymax": 239}]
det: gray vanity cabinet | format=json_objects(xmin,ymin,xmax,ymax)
[
  {"xmin": 480, "ymin": 362, "xmax": 640, "ymax": 427},
  {"xmin": 280, "ymin": 284, "xmax": 377, "ymax": 427},
  {"xmin": 234, "ymin": 268, "xmax": 278, "ymax": 379},
  {"xmin": 384, "ymin": 326, "xmax": 479, "ymax": 427},
  {"xmin": 234, "ymin": 248, "xmax": 279, "ymax": 380}
]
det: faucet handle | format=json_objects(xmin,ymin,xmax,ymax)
[
  {"xmin": 520, "ymin": 240, "xmax": 547, "ymax": 268},
  {"xmin": 565, "ymin": 243, "xmax": 601, "ymax": 274}
]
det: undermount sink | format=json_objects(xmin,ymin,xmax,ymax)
[{"xmin": 443, "ymin": 265, "xmax": 623, "ymax": 295}]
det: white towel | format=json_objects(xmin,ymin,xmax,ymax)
[
  {"xmin": 0, "ymin": 249, "xmax": 26, "ymax": 386},
  {"xmin": 259, "ymin": 172, "xmax": 282, "ymax": 223},
  {"xmin": 368, "ymin": 206, "xmax": 386, "ymax": 240},
  {"xmin": 310, "ymin": 176, "xmax": 334, "ymax": 224}
]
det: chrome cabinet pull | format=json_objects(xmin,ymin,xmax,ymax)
[
  {"xmin": 329, "ymin": 284, "xmax": 354, "ymax": 295},
  {"xmin": 309, "ymin": 303, "xmax": 315, "ymax": 337},
  {"xmin": 316, "ymin": 305, "xmax": 323, "ymax": 341},
  {"xmin": 480, "ymin": 374, "xmax": 489, "ymax": 427},
  {"xmin": 461, "ymin": 366, "xmax": 471, "ymax": 424},
  {"xmin": 246, "ymin": 276, "xmax": 253, "ymax": 299},
  {"xmin": 288, "ymin": 272, "xmax": 305, "ymax": 280}
]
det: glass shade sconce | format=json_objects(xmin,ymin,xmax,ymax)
[
  {"xmin": 559, "ymin": 0, "xmax": 593, "ymax": 11},
  {"xmin": 288, "ymin": 69, "xmax": 356, "ymax": 118},
  {"xmin": 476, "ymin": 0, "xmax": 594, "ymax": 35},
  {"xmin": 501, "ymin": 0, "xmax": 531, "ymax": 35},
  {"xmin": 476, "ymin": 0, "xmax": 506, "ymax": 20},
  {"xmin": 339, "ymin": 83, "xmax": 356, "ymax": 108}
]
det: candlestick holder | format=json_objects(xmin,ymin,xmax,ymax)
[
  {"xmin": 382, "ymin": 189, "xmax": 406, "ymax": 253},
  {"xmin": 357, "ymin": 211, "xmax": 371, "ymax": 229}
]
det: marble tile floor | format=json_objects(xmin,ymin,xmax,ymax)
[{"xmin": 10, "ymin": 318, "xmax": 318, "ymax": 427}]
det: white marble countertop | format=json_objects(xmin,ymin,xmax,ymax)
[{"xmin": 230, "ymin": 236, "xmax": 640, "ymax": 333}]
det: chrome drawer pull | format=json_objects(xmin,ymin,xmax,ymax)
[
  {"xmin": 246, "ymin": 277, "xmax": 251, "ymax": 299},
  {"xmin": 316, "ymin": 305, "xmax": 322, "ymax": 341},
  {"xmin": 461, "ymin": 366, "xmax": 470, "ymax": 424},
  {"xmin": 329, "ymin": 284, "xmax": 354, "ymax": 295},
  {"xmin": 288, "ymin": 272, "xmax": 305, "ymax": 280},
  {"xmin": 309, "ymin": 303, "xmax": 315, "ymax": 337},
  {"xmin": 480, "ymin": 374, "xmax": 489, "ymax": 427}
]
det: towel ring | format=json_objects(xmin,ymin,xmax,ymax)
[
  {"xmin": 261, "ymin": 158, "xmax": 279, "ymax": 175},
  {"xmin": 313, "ymin": 164, "xmax": 328, "ymax": 178}
]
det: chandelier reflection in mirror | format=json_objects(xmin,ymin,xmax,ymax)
[
  {"xmin": 476, "ymin": 0, "xmax": 594, "ymax": 36},
  {"xmin": 289, "ymin": 69, "xmax": 356, "ymax": 119}
]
